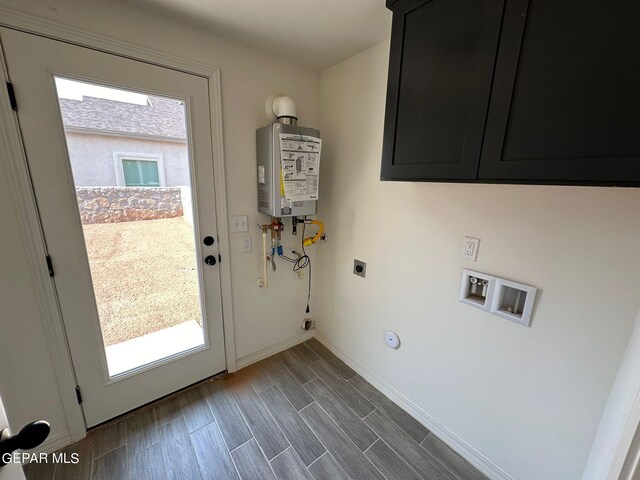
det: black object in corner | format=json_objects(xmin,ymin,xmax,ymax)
[
  {"xmin": 381, "ymin": 0, "xmax": 504, "ymax": 182},
  {"xmin": 0, "ymin": 421, "xmax": 50, "ymax": 466},
  {"xmin": 382, "ymin": 0, "xmax": 640, "ymax": 187}
]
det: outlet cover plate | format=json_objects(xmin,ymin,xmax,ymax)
[
  {"xmin": 353, "ymin": 259, "xmax": 366, "ymax": 278},
  {"xmin": 461, "ymin": 236, "xmax": 480, "ymax": 261},
  {"xmin": 241, "ymin": 235, "xmax": 252, "ymax": 252}
]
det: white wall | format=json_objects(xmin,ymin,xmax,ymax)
[
  {"xmin": 316, "ymin": 39, "xmax": 640, "ymax": 480},
  {"xmin": 0, "ymin": 0, "xmax": 319, "ymax": 444}
]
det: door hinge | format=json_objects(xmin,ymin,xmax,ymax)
[
  {"xmin": 75, "ymin": 386, "xmax": 83, "ymax": 405},
  {"xmin": 6, "ymin": 82, "xmax": 17, "ymax": 111},
  {"xmin": 45, "ymin": 255, "xmax": 54, "ymax": 277}
]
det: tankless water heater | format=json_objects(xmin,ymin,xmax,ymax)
[{"xmin": 257, "ymin": 122, "xmax": 320, "ymax": 217}]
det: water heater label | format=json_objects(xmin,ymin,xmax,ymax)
[
  {"xmin": 281, "ymin": 197, "xmax": 292, "ymax": 209},
  {"xmin": 279, "ymin": 133, "xmax": 321, "ymax": 201}
]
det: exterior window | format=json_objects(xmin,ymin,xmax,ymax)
[
  {"xmin": 114, "ymin": 152, "xmax": 165, "ymax": 187},
  {"xmin": 122, "ymin": 159, "xmax": 160, "ymax": 186}
]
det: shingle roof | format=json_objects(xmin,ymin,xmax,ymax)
[{"xmin": 58, "ymin": 95, "xmax": 187, "ymax": 140}]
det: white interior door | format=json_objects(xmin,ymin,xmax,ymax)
[{"xmin": 1, "ymin": 28, "xmax": 227, "ymax": 427}]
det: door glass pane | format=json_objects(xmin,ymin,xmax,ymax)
[{"xmin": 53, "ymin": 77, "xmax": 205, "ymax": 378}]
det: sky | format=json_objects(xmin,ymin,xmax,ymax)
[{"xmin": 54, "ymin": 77, "xmax": 150, "ymax": 105}]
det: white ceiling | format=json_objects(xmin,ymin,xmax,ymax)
[{"xmin": 125, "ymin": 0, "xmax": 392, "ymax": 70}]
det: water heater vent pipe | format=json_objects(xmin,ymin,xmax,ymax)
[{"xmin": 266, "ymin": 95, "xmax": 297, "ymax": 126}]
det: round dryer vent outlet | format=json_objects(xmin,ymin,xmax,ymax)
[{"xmin": 384, "ymin": 330, "xmax": 401, "ymax": 349}]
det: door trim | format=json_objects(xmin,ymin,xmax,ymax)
[
  {"xmin": 0, "ymin": 7, "xmax": 236, "ymax": 443},
  {"xmin": 0, "ymin": 45, "xmax": 86, "ymax": 443}
]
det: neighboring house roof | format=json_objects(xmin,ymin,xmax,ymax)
[{"xmin": 58, "ymin": 95, "xmax": 187, "ymax": 140}]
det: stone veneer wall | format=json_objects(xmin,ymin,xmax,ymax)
[{"xmin": 76, "ymin": 187, "xmax": 184, "ymax": 224}]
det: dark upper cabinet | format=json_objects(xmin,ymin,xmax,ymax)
[
  {"xmin": 383, "ymin": 0, "xmax": 640, "ymax": 186},
  {"xmin": 381, "ymin": 0, "xmax": 505, "ymax": 181},
  {"xmin": 479, "ymin": 0, "xmax": 640, "ymax": 185}
]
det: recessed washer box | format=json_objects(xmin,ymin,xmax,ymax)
[
  {"xmin": 459, "ymin": 269, "xmax": 496, "ymax": 312},
  {"xmin": 490, "ymin": 278, "xmax": 537, "ymax": 327},
  {"xmin": 459, "ymin": 269, "xmax": 538, "ymax": 327}
]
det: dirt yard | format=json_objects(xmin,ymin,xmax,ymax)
[{"xmin": 82, "ymin": 217, "xmax": 202, "ymax": 346}]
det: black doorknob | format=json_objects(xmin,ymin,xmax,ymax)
[
  {"xmin": 204, "ymin": 255, "xmax": 217, "ymax": 266},
  {"xmin": 0, "ymin": 420, "xmax": 50, "ymax": 466}
]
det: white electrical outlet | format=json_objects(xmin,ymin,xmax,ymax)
[
  {"xmin": 241, "ymin": 235, "xmax": 252, "ymax": 252},
  {"xmin": 231, "ymin": 215, "xmax": 249, "ymax": 233},
  {"xmin": 461, "ymin": 236, "xmax": 480, "ymax": 261}
]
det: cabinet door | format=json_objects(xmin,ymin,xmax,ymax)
[
  {"xmin": 479, "ymin": 0, "xmax": 640, "ymax": 186},
  {"xmin": 381, "ymin": 0, "xmax": 504, "ymax": 181}
]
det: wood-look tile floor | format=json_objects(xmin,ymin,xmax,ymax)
[{"xmin": 24, "ymin": 339, "xmax": 488, "ymax": 480}]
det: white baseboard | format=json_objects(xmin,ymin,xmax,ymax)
[
  {"xmin": 235, "ymin": 331, "xmax": 314, "ymax": 370},
  {"xmin": 314, "ymin": 332, "xmax": 514, "ymax": 480},
  {"xmin": 35, "ymin": 430, "xmax": 73, "ymax": 455}
]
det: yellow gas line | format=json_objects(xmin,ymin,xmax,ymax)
[{"xmin": 303, "ymin": 219, "xmax": 325, "ymax": 247}]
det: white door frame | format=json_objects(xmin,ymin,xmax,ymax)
[
  {"xmin": 0, "ymin": 6, "xmax": 236, "ymax": 442},
  {"xmin": 582, "ymin": 308, "xmax": 640, "ymax": 480}
]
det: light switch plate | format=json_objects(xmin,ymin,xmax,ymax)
[
  {"xmin": 461, "ymin": 236, "xmax": 480, "ymax": 261},
  {"xmin": 240, "ymin": 235, "xmax": 252, "ymax": 252},
  {"xmin": 231, "ymin": 215, "xmax": 249, "ymax": 233}
]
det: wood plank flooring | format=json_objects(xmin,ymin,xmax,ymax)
[{"xmin": 23, "ymin": 340, "xmax": 488, "ymax": 480}]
